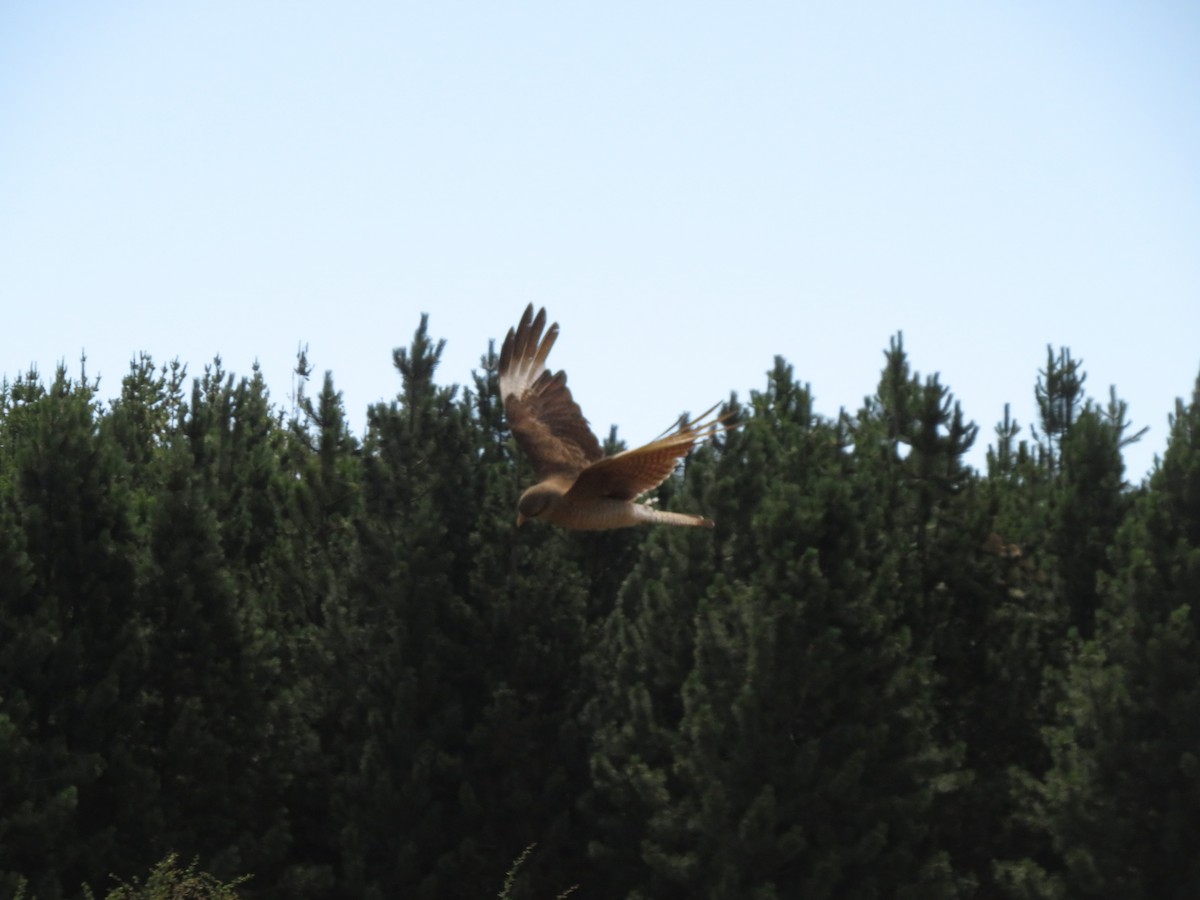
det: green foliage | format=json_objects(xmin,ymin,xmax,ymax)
[
  {"xmin": 1014, "ymin": 371, "xmax": 1200, "ymax": 899},
  {"xmin": 0, "ymin": 324, "xmax": 1195, "ymax": 899},
  {"xmin": 100, "ymin": 853, "xmax": 249, "ymax": 899},
  {"xmin": 497, "ymin": 844, "xmax": 579, "ymax": 900}
]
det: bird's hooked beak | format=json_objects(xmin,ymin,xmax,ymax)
[{"xmin": 516, "ymin": 512, "xmax": 527, "ymax": 527}]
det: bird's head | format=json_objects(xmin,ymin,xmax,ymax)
[{"xmin": 516, "ymin": 483, "xmax": 560, "ymax": 526}]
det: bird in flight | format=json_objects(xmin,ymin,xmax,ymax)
[{"xmin": 498, "ymin": 304, "xmax": 727, "ymax": 530}]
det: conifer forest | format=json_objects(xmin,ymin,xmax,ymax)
[{"xmin": 2, "ymin": 316, "xmax": 1198, "ymax": 900}]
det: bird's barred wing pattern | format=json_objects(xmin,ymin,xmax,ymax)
[
  {"xmin": 566, "ymin": 403, "xmax": 728, "ymax": 502},
  {"xmin": 499, "ymin": 304, "xmax": 603, "ymax": 479}
]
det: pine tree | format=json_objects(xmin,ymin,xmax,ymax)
[
  {"xmin": 856, "ymin": 339, "xmax": 1010, "ymax": 894},
  {"xmin": 274, "ymin": 364, "xmax": 363, "ymax": 895},
  {"xmin": 1009, "ymin": 369, "xmax": 1200, "ymax": 899},
  {"xmin": 325, "ymin": 315, "xmax": 486, "ymax": 897},
  {"xmin": 580, "ymin": 387, "xmax": 741, "ymax": 898},
  {"xmin": 106, "ymin": 354, "xmax": 186, "ymax": 479},
  {"xmin": 450, "ymin": 346, "xmax": 597, "ymax": 898},
  {"xmin": 132, "ymin": 362, "xmax": 298, "ymax": 884},
  {"xmin": 0, "ymin": 366, "xmax": 150, "ymax": 896},
  {"xmin": 139, "ymin": 436, "xmax": 255, "ymax": 870},
  {"xmin": 1033, "ymin": 347, "xmax": 1087, "ymax": 475},
  {"xmin": 1032, "ymin": 347, "xmax": 1137, "ymax": 639},
  {"xmin": 1053, "ymin": 405, "xmax": 1129, "ymax": 639},
  {"xmin": 586, "ymin": 352, "xmax": 957, "ymax": 898},
  {"xmin": 0, "ymin": 377, "xmax": 44, "ymax": 897}
]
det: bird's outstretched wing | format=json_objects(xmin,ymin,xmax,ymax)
[
  {"xmin": 566, "ymin": 404, "xmax": 727, "ymax": 501},
  {"xmin": 499, "ymin": 304, "xmax": 603, "ymax": 478}
]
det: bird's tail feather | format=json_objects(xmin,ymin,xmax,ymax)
[{"xmin": 636, "ymin": 507, "xmax": 715, "ymax": 528}]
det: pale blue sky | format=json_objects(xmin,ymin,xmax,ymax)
[{"xmin": 2, "ymin": 2, "xmax": 1197, "ymax": 480}]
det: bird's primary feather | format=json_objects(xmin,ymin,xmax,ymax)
[{"xmin": 499, "ymin": 305, "xmax": 603, "ymax": 478}]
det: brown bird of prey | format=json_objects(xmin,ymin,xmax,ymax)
[{"xmin": 498, "ymin": 304, "xmax": 726, "ymax": 530}]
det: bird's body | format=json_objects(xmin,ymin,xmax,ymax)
[
  {"xmin": 517, "ymin": 475, "xmax": 719, "ymax": 530},
  {"xmin": 498, "ymin": 304, "xmax": 727, "ymax": 530}
]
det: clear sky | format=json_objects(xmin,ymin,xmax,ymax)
[{"xmin": 2, "ymin": 2, "xmax": 1197, "ymax": 481}]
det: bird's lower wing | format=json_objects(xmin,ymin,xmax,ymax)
[{"xmin": 567, "ymin": 403, "xmax": 728, "ymax": 501}]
